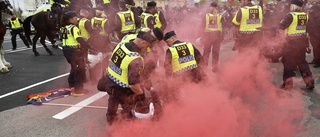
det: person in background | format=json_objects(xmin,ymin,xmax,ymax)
[
  {"xmin": 199, "ymin": 2, "xmax": 225, "ymax": 72},
  {"xmin": 278, "ymin": 0, "xmax": 314, "ymax": 91},
  {"xmin": 9, "ymin": 14, "xmax": 30, "ymax": 50},
  {"xmin": 61, "ymin": 11, "xmax": 96, "ymax": 96}
]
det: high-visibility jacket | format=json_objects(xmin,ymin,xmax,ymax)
[
  {"xmin": 103, "ymin": 0, "xmax": 110, "ymax": 4},
  {"xmin": 168, "ymin": 42, "xmax": 197, "ymax": 74},
  {"xmin": 78, "ymin": 18, "xmax": 90, "ymax": 39},
  {"xmin": 232, "ymin": 5, "xmax": 263, "ymax": 33},
  {"xmin": 117, "ymin": 10, "xmax": 136, "ymax": 34},
  {"xmin": 205, "ymin": 13, "xmax": 222, "ymax": 32},
  {"xmin": 154, "ymin": 11, "xmax": 162, "ymax": 28},
  {"xmin": 107, "ymin": 43, "xmax": 144, "ymax": 88},
  {"xmin": 10, "ymin": 18, "xmax": 22, "ymax": 29},
  {"xmin": 140, "ymin": 12, "xmax": 153, "ymax": 28},
  {"xmin": 61, "ymin": 24, "xmax": 81, "ymax": 47},
  {"xmin": 91, "ymin": 17, "xmax": 108, "ymax": 35},
  {"xmin": 286, "ymin": 12, "xmax": 308, "ymax": 37}
]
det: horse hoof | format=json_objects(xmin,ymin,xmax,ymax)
[
  {"xmin": 49, "ymin": 52, "xmax": 55, "ymax": 56},
  {"xmin": 34, "ymin": 52, "xmax": 40, "ymax": 56},
  {"xmin": 0, "ymin": 67, "xmax": 10, "ymax": 73},
  {"xmin": 52, "ymin": 45, "xmax": 58, "ymax": 49},
  {"xmin": 5, "ymin": 64, "xmax": 12, "ymax": 69}
]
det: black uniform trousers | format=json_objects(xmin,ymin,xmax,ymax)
[
  {"xmin": 281, "ymin": 37, "xmax": 313, "ymax": 82},
  {"xmin": 62, "ymin": 47, "xmax": 86, "ymax": 91},
  {"xmin": 235, "ymin": 32, "xmax": 261, "ymax": 54},
  {"xmin": 202, "ymin": 31, "xmax": 222, "ymax": 69},
  {"xmin": 11, "ymin": 28, "xmax": 29, "ymax": 50},
  {"xmin": 106, "ymin": 87, "xmax": 135, "ymax": 125}
]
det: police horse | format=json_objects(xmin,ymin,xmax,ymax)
[
  {"xmin": 23, "ymin": 0, "xmax": 92, "ymax": 56},
  {"xmin": 0, "ymin": 0, "xmax": 13, "ymax": 73}
]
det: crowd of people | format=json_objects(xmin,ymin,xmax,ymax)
[{"xmin": 8, "ymin": 0, "xmax": 320, "ymax": 125}]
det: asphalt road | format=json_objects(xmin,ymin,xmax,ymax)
[{"xmin": 1, "ymin": 32, "xmax": 320, "ymax": 137}]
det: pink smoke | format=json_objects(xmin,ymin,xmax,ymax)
[{"xmin": 106, "ymin": 48, "xmax": 304, "ymax": 137}]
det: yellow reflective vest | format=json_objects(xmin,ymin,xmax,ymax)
[
  {"xmin": 107, "ymin": 43, "xmax": 144, "ymax": 88},
  {"xmin": 10, "ymin": 18, "xmax": 22, "ymax": 29},
  {"xmin": 140, "ymin": 12, "xmax": 153, "ymax": 28},
  {"xmin": 286, "ymin": 12, "xmax": 308, "ymax": 37},
  {"xmin": 168, "ymin": 42, "xmax": 197, "ymax": 74},
  {"xmin": 154, "ymin": 11, "xmax": 162, "ymax": 28},
  {"xmin": 117, "ymin": 10, "xmax": 136, "ymax": 34},
  {"xmin": 78, "ymin": 18, "xmax": 90, "ymax": 39},
  {"xmin": 61, "ymin": 25, "xmax": 81, "ymax": 47},
  {"xmin": 91, "ymin": 17, "xmax": 108, "ymax": 35},
  {"xmin": 232, "ymin": 5, "xmax": 263, "ymax": 32},
  {"xmin": 103, "ymin": 0, "xmax": 110, "ymax": 4},
  {"xmin": 205, "ymin": 13, "xmax": 222, "ymax": 32}
]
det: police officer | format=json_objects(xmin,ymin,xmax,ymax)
[
  {"xmin": 141, "ymin": 1, "xmax": 156, "ymax": 29},
  {"xmin": 78, "ymin": 8, "xmax": 94, "ymax": 41},
  {"xmin": 115, "ymin": 0, "xmax": 140, "ymax": 40},
  {"xmin": 50, "ymin": 0, "xmax": 69, "ymax": 14},
  {"xmin": 91, "ymin": 6, "xmax": 114, "ymax": 53},
  {"xmin": 97, "ymin": 31, "xmax": 157, "ymax": 125},
  {"xmin": 163, "ymin": 31, "xmax": 205, "ymax": 83},
  {"xmin": 232, "ymin": 0, "xmax": 263, "ymax": 53},
  {"xmin": 308, "ymin": 1, "xmax": 320, "ymax": 67},
  {"xmin": 152, "ymin": 1, "xmax": 167, "ymax": 31},
  {"xmin": 9, "ymin": 15, "xmax": 30, "ymax": 50},
  {"xmin": 200, "ymin": 2, "xmax": 224, "ymax": 72},
  {"xmin": 61, "ymin": 11, "xmax": 95, "ymax": 95},
  {"xmin": 278, "ymin": 0, "xmax": 314, "ymax": 91}
]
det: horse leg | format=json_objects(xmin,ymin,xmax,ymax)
[
  {"xmin": 32, "ymin": 33, "xmax": 41, "ymax": 56},
  {"xmin": 40, "ymin": 34, "xmax": 54, "ymax": 56},
  {"xmin": 47, "ymin": 32, "xmax": 58, "ymax": 48},
  {"xmin": 0, "ymin": 47, "xmax": 10, "ymax": 73}
]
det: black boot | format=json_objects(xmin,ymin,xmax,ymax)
[
  {"xmin": 280, "ymin": 77, "xmax": 293, "ymax": 91},
  {"xmin": 304, "ymin": 77, "xmax": 315, "ymax": 90}
]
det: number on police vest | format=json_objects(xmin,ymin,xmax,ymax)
[
  {"xmin": 175, "ymin": 44, "xmax": 190, "ymax": 58},
  {"xmin": 124, "ymin": 13, "xmax": 133, "ymax": 25},
  {"xmin": 93, "ymin": 20, "xmax": 102, "ymax": 29},
  {"xmin": 297, "ymin": 15, "xmax": 307, "ymax": 26},
  {"xmin": 249, "ymin": 9, "xmax": 259, "ymax": 19},
  {"xmin": 111, "ymin": 48, "xmax": 126, "ymax": 67}
]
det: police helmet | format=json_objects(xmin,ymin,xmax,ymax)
[
  {"xmin": 131, "ymin": 101, "xmax": 155, "ymax": 119},
  {"xmin": 64, "ymin": 11, "xmax": 77, "ymax": 19}
]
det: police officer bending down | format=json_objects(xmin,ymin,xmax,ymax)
[
  {"xmin": 278, "ymin": 0, "xmax": 314, "ymax": 90},
  {"xmin": 61, "ymin": 11, "xmax": 95, "ymax": 95},
  {"xmin": 164, "ymin": 31, "xmax": 205, "ymax": 83},
  {"xmin": 97, "ymin": 31, "xmax": 157, "ymax": 125}
]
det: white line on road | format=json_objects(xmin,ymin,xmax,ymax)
[
  {"xmin": 52, "ymin": 92, "xmax": 108, "ymax": 120},
  {"xmin": 0, "ymin": 73, "xmax": 69, "ymax": 99}
]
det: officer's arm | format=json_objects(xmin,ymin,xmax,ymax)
[
  {"xmin": 19, "ymin": 19, "xmax": 23, "ymax": 24},
  {"xmin": 147, "ymin": 16, "xmax": 155, "ymax": 29},
  {"xmin": 159, "ymin": 11, "xmax": 167, "ymax": 30},
  {"xmin": 278, "ymin": 14, "xmax": 292, "ymax": 30},
  {"xmin": 164, "ymin": 49, "xmax": 172, "ymax": 78},
  {"xmin": 73, "ymin": 26, "xmax": 94, "ymax": 50},
  {"xmin": 232, "ymin": 10, "xmax": 242, "ymax": 26},
  {"xmin": 114, "ymin": 14, "xmax": 122, "ymax": 32},
  {"xmin": 104, "ymin": 20, "xmax": 115, "ymax": 34},
  {"xmin": 133, "ymin": 11, "xmax": 141, "ymax": 28},
  {"xmin": 193, "ymin": 45, "xmax": 203, "ymax": 66},
  {"xmin": 8, "ymin": 21, "xmax": 11, "ymax": 29},
  {"xmin": 84, "ymin": 20, "xmax": 94, "ymax": 33},
  {"xmin": 128, "ymin": 58, "xmax": 144, "ymax": 95}
]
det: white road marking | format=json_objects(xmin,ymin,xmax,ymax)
[
  {"xmin": 52, "ymin": 92, "xmax": 108, "ymax": 120},
  {"xmin": 0, "ymin": 73, "xmax": 69, "ymax": 99}
]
